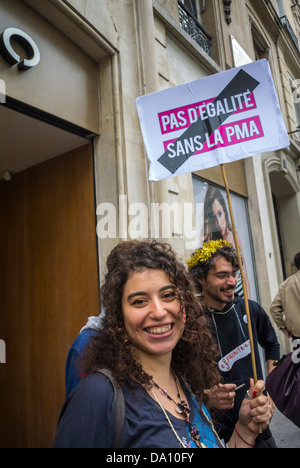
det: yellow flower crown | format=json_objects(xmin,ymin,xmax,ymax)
[{"xmin": 187, "ymin": 240, "xmax": 231, "ymax": 269}]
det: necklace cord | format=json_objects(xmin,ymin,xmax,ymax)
[
  {"xmin": 150, "ymin": 375, "xmax": 226, "ymax": 449},
  {"xmin": 150, "ymin": 389, "xmax": 187, "ymax": 448}
]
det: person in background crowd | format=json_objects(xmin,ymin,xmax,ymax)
[
  {"xmin": 65, "ymin": 313, "xmax": 104, "ymax": 398},
  {"xmin": 270, "ymin": 251, "xmax": 300, "ymax": 351},
  {"xmin": 53, "ymin": 241, "xmax": 271, "ymax": 448},
  {"xmin": 188, "ymin": 240, "xmax": 280, "ymax": 448}
]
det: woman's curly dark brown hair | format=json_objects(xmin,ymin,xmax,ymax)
[{"xmin": 80, "ymin": 240, "xmax": 221, "ymax": 400}]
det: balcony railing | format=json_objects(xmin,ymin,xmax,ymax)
[
  {"xmin": 280, "ymin": 15, "xmax": 300, "ymax": 54},
  {"xmin": 178, "ymin": 1, "xmax": 212, "ymax": 56}
]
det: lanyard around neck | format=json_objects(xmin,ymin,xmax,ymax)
[{"xmin": 210, "ymin": 304, "xmax": 248, "ymax": 359}]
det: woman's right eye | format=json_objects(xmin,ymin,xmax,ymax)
[{"xmin": 132, "ymin": 298, "xmax": 148, "ymax": 307}]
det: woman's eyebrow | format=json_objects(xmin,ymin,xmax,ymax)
[
  {"xmin": 160, "ymin": 285, "xmax": 176, "ymax": 293},
  {"xmin": 127, "ymin": 285, "xmax": 176, "ymax": 302},
  {"xmin": 127, "ymin": 291, "xmax": 148, "ymax": 301}
]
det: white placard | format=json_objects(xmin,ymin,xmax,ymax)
[{"xmin": 136, "ymin": 60, "xmax": 289, "ymax": 181}]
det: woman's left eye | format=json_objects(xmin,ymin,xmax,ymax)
[
  {"xmin": 132, "ymin": 298, "xmax": 148, "ymax": 306},
  {"xmin": 162, "ymin": 292, "xmax": 176, "ymax": 301}
]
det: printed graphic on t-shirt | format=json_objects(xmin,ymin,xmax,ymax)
[{"xmin": 218, "ymin": 339, "xmax": 251, "ymax": 372}]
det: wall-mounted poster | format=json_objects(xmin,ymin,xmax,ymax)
[{"xmin": 192, "ymin": 176, "xmax": 258, "ymax": 302}]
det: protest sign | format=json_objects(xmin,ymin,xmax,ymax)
[
  {"xmin": 136, "ymin": 60, "xmax": 290, "ymax": 400},
  {"xmin": 136, "ymin": 59, "xmax": 289, "ymax": 181}
]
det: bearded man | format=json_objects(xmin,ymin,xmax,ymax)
[{"xmin": 188, "ymin": 240, "xmax": 280, "ymax": 448}]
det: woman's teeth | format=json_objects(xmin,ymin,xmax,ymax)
[{"xmin": 146, "ymin": 324, "xmax": 172, "ymax": 335}]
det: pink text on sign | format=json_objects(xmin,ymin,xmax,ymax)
[
  {"xmin": 158, "ymin": 92, "xmax": 257, "ymax": 135},
  {"xmin": 163, "ymin": 116, "xmax": 264, "ymax": 158}
]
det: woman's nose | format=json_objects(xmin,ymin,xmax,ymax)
[{"xmin": 150, "ymin": 299, "xmax": 167, "ymax": 319}]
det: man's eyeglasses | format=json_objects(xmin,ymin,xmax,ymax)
[{"xmin": 208, "ymin": 271, "xmax": 238, "ymax": 280}]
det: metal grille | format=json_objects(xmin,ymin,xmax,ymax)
[
  {"xmin": 280, "ymin": 15, "xmax": 300, "ymax": 54},
  {"xmin": 178, "ymin": 1, "xmax": 212, "ymax": 56}
]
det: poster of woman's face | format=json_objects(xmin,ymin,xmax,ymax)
[{"xmin": 192, "ymin": 176, "xmax": 258, "ymax": 301}]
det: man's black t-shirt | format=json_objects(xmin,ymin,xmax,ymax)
[{"xmin": 207, "ymin": 296, "xmax": 280, "ymax": 441}]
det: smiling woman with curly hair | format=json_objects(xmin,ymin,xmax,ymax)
[
  {"xmin": 82, "ymin": 240, "xmax": 220, "ymax": 394},
  {"xmin": 53, "ymin": 241, "xmax": 271, "ymax": 449}
]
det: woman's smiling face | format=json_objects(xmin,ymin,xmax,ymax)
[
  {"xmin": 121, "ymin": 269, "xmax": 185, "ymax": 360},
  {"xmin": 212, "ymin": 199, "xmax": 227, "ymax": 237}
]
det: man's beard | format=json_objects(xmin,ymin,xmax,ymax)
[{"xmin": 206, "ymin": 286, "xmax": 235, "ymax": 307}]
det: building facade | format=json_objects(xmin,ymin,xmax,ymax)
[
  {"xmin": 202, "ymin": 0, "xmax": 300, "ymax": 340},
  {"xmin": 0, "ymin": 0, "xmax": 299, "ymax": 447}
]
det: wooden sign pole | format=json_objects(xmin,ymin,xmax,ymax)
[{"xmin": 220, "ymin": 164, "xmax": 262, "ymax": 432}]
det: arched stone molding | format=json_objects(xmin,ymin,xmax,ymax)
[
  {"xmin": 264, "ymin": 150, "xmax": 300, "ymax": 195},
  {"xmin": 263, "ymin": 150, "xmax": 300, "ymax": 285}
]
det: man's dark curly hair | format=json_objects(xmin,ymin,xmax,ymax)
[
  {"xmin": 80, "ymin": 240, "xmax": 221, "ymax": 400},
  {"xmin": 294, "ymin": 252, "xmax": 300, "ymax": 270},
  {"xmin": 189, "ymin": 245, "xmax": 239, "ymax": 293}
]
